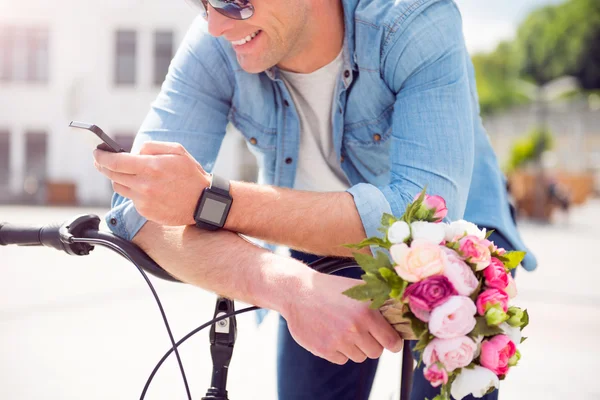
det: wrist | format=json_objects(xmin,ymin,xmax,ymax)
[{"xmin": 251, "ymin": 253, "xmax": 317, "ymax": 315}]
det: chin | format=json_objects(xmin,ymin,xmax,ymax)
[{"xmin": 236, "ymin": 56, "xmax": 274, "ymax": 75}]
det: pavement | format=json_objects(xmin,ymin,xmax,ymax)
[{"xmin": 1, "ymin": 201, "xmax": 599, "ymax": 400}]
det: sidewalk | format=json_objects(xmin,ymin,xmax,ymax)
[{"xmin": 1, "ymin": 202, "xmax": 599, "ymax": 399}]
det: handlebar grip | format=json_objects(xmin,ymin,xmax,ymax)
[
  {"xmin": 0, "ymin": 222, "xmax": 66, "ymax": 251},
  {"xmin": 0, "ymin": 223, "xmax": 43, "ymax": 246}
]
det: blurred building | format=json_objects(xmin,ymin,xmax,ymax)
[
  {"xmin": 0, "ymin": 0, "xmax": 254, "ymax": 206},
  {"xmin": 484, "ymin": 97, "xmax": 600, "ymax": 172}
]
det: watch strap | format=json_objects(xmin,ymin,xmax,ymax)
[{"xmin": 210, "ymin": 174, "xmax": 230, "ymax": 196}]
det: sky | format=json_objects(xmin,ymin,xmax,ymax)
[{"xmin": 456, "ymin": 0, "xmax": 567, "ymax": 53}]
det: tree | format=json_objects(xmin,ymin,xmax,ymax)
[
  {"xmin": 472, "ymin": 42, "xmax": 527, "ymax": 115},
  {"xmin": 515, "ymin": 0, "xmax": 600, "ymax": 88}
]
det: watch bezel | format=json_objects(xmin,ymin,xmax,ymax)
[{"xmin": 194, "ymin": 189, "xmax": 233, "ymax": 228}]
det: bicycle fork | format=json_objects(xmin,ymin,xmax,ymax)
[{"xmin": 202, "ymin": 297, "xmax": 237, "ymax": 400}]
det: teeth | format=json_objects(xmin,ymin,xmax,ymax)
[{"xmin": 231, "ymin": 30, "xmax": 259, "ymax": 46}]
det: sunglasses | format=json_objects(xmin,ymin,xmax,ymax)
[{"xmin": 187, "ymin": 0, "xmax": 255, "ymax": 20}]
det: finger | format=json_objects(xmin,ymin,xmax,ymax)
[
  {"xmin": 95, "ymin": 162, "xmax": 138, "ymax": 187},
  {"xmin": 326, "ymin": 351, "xmax": 349, "ymax": 365},
  {"xmin": 356, "ymin": 333, "xmax": 385, "ymax": 359},
  {"xmin": 139, "ymin": 141, "xmax": 187, "ymax": 156},
  {"xmin": 340, "ymin": 344, "xmax": 368, "ymax": 364},
  {"xmin": 112, "ymin": 182, "xmax": 133, "ymax": 199},
  {"xmin": 370, "ymin": 313, "xmax": 404, "ymax": 353},
  {"xmin": 93, "ymin": 149, "xmax": 149, "ymax": 174}
]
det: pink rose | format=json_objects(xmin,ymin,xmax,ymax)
[
  {"xmin": 429, "ymin": 296, "xmax": 477, "ymax": 339},
  {"xmin": 414, "ymin": 193, "xmax": 448, "ymax": 223},
  {"xmin": 423, "ymin": 363, "xmax": 448, "ymax": 387},
  {"xmin": 403, "ymin": 276, "xmax": 458, "ymax": 322},
  {"xmin": 423, "ymin": 336, "xmax": 478, "ymax": 372},
  {"xmin": 391, "ymin": 239, "xmax": 446, "ymax": 282},
  {"xmin": 480, "ymin": 335, "xmax": 517, "ymax": 376},
  {"xmin": 476, "ymin": 288, "xmax": 509, "ymax": 316},
  {"xmin": 483, "ymin": 258, "xmax": 509, "ymax": 290},
  {"xmin": 442, "ymin": 248, "xmax": 479, "ymax": 296},
  {"xmin": 458, "ymin": 235, "xmax": 492, "ymax": 271}
]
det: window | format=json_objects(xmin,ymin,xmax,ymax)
[
  {"xmin": 23, "ymin": 131, "xmax": 47, "ymax": 203},
  {"xmin": 0, "ymin": 27, "xmax": 13, "ymax": 81},
  {"xmin": 0, "ymin": 130, "xmax": 9, "ymax": 186},
  {"xmin": 27, "ymin": 28, "xmax": 49, "ymax": 83},
  {"xmin": 0, "ymin": 26, "xmax": 49, "ymax": 83},
  {"xmin": 154, "ymin": 31, "xmax": 173, "ymax": 85},
  {"xmin": 115, "ymin": 30, "xmax": 137, "ymax": 85},
  {"xmin": 25, "ymin": 131, "xmax": 48, "ymax": 180}
]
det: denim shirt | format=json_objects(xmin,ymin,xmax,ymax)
[{"xmin": 106, "ymin": 0, "xmax": 537, "ymax": 270}]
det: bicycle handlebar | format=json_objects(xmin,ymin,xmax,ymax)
[
  {"xmin": 0, "ymin": 214, "xmax": 358, "ymax": 280},
  {"xmin": 0, "ymin": 214, "xmax": 180, "ymax": 282}
]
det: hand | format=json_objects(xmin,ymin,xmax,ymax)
[
  {"xmin": 281, "ymin": 271, "xmax": 404, "ymax": 365},
  {"xmin": 93, "ymin": 141, "xmax": 211, "ymax": 226}
]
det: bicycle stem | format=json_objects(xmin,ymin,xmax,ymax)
[{"xmin": 202, "ymin": 297, "xmax": 237, "ymax": 400}]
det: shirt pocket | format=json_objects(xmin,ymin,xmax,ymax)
[
  {"xmin": 343, "ymin": 114, "xmax": 392, "ymax": 183},
  {"xmin": 228, "ymin": 109, "xmax": 277, "ymax": 183}
]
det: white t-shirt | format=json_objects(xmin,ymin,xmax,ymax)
[{"xmin": 280, "ymin": 51, "xmax": 350, "ymax": 192}]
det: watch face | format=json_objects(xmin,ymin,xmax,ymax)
[{"xmin": 195, "ymin": 191, "xmax": 232, "ymax": 226}]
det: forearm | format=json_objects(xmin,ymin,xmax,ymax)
[
  {"xmin": 224, "ymin": 181, "xmax": 367, "ymax": 257},
  {"xmin": 132, "ymin": 220, "xmax": 316, "ymax": 313}
]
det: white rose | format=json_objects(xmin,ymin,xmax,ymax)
[
  {"xmin": 499, "ymin": 322, "xmax": 522, "ymax": 346},
  {"xmin": 411, "ymin": 221, "xmax": 445, "ymax": 244},
  {"xmin": 444, "ymin": 220, "xmax": 487, "ymax": 242},
  {"xmin": 387, "ymin": 221, "xmax": 411, "ymax": 244},
  {"xmin": 450, "ymin": 365, "xmax": 499, "ymax": 400}
]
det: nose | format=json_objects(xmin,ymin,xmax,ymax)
[{"xmin": 206, "ymin": 5, "xmax": 236, "ymax": 37}]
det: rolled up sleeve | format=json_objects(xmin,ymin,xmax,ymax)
[
  {"xmin": 105, "ymin": 18, "xmax": 234, "ymax": 240},
  {"xmin": 347, "ymin": 0, "xmax": 474, "ymax": 239}
]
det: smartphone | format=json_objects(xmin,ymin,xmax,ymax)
[{"xmin": 69, "ymin": 121, "xmax": 127, "ymax": 153}]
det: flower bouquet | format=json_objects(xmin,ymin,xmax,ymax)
[{"xmin": 343, "ymin": 190, "xmax": 529, "ymax": 400}]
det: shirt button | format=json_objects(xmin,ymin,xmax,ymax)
[
  {"xmin": 285, "ymin": 157, "xmax": 293, "ymax": 164},
  {"xmin": 250, "ymin": 137, "xmax": 257, "ymax": 145},
  {"xmin": 344, "ymin": 70, "xmax": 350, "ymax": 78},
  {"xmin": 284, "ymin": 100, "xmax": 290, "ymax": 107},
  {"xmin": 110, "ymin": 218, "xmax": 117, "ymax": 226},
  {"xmin": 373, "ymin": 133, "xmax": 382, "ymax": 142}
]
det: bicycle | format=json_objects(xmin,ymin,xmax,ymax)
[{"xmin": 0, "ymin": 213, "xmax": 414, "ymax": 400}]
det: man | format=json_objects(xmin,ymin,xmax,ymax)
[{"xmin": 93, "ymin": 0, "xmax": 537, "ymax": 398}]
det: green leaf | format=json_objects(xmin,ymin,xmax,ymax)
[
  {"xmin": 402, "ymin": 309, "xmax": 428, "ymax": 339},
  {"xmin": 344, "ymin": 237, "xmax": 389, "ymax": 250},
  {"xmin": 413, "ymin": 332, "xmax": 435, "ymax": 353},
  {"xmin": 485, "ymin": 385, "xmax": 498, "ymax": 394},
  {"xmin": 485, "ymin": 229, "xmax": 495, "ymax": 240},
  {"xmin": 342, "ymin": 273, "xmax": 391, "ymax": 309},
  {"xmin": 381, "ymin": 213, "xmax": 398, "ymax": 228},
  {"xmin": 469, "ymin": 316, "xmax": 504, "ymax": 339},
  {"xmin": 520, "ymin": 336, "xmax": 528, "ymax": 343},
  {"xmin": 502, "ymin": 251, "xmax": 527, "ymax": 270},
  {"xmin": 520, "ymin": 309, "xmax": 530, "ymax": 330},
  {"xmin": 464, "ymin": 362, "xmax": 476, "ymax": 370},
  {"xmin": 352, "ymin": 251, "xmax": 392, "ymax": 275},
  {"xmin": 379, "ymin": 267, "xmax": 404, "ymax": 291}
]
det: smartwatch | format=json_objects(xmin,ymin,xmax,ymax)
[{"xmin": 193, "ymin": 174, "xmax": 233, "ymax": 231}]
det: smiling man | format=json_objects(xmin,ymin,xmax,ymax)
[{"xmin": 93, "ymin": 0, "xmax": 536, "ymax": 398}]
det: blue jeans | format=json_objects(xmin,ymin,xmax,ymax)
[{"xmin": 277, "ymin": 231, "xmax": 514, "ymax": 400}]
